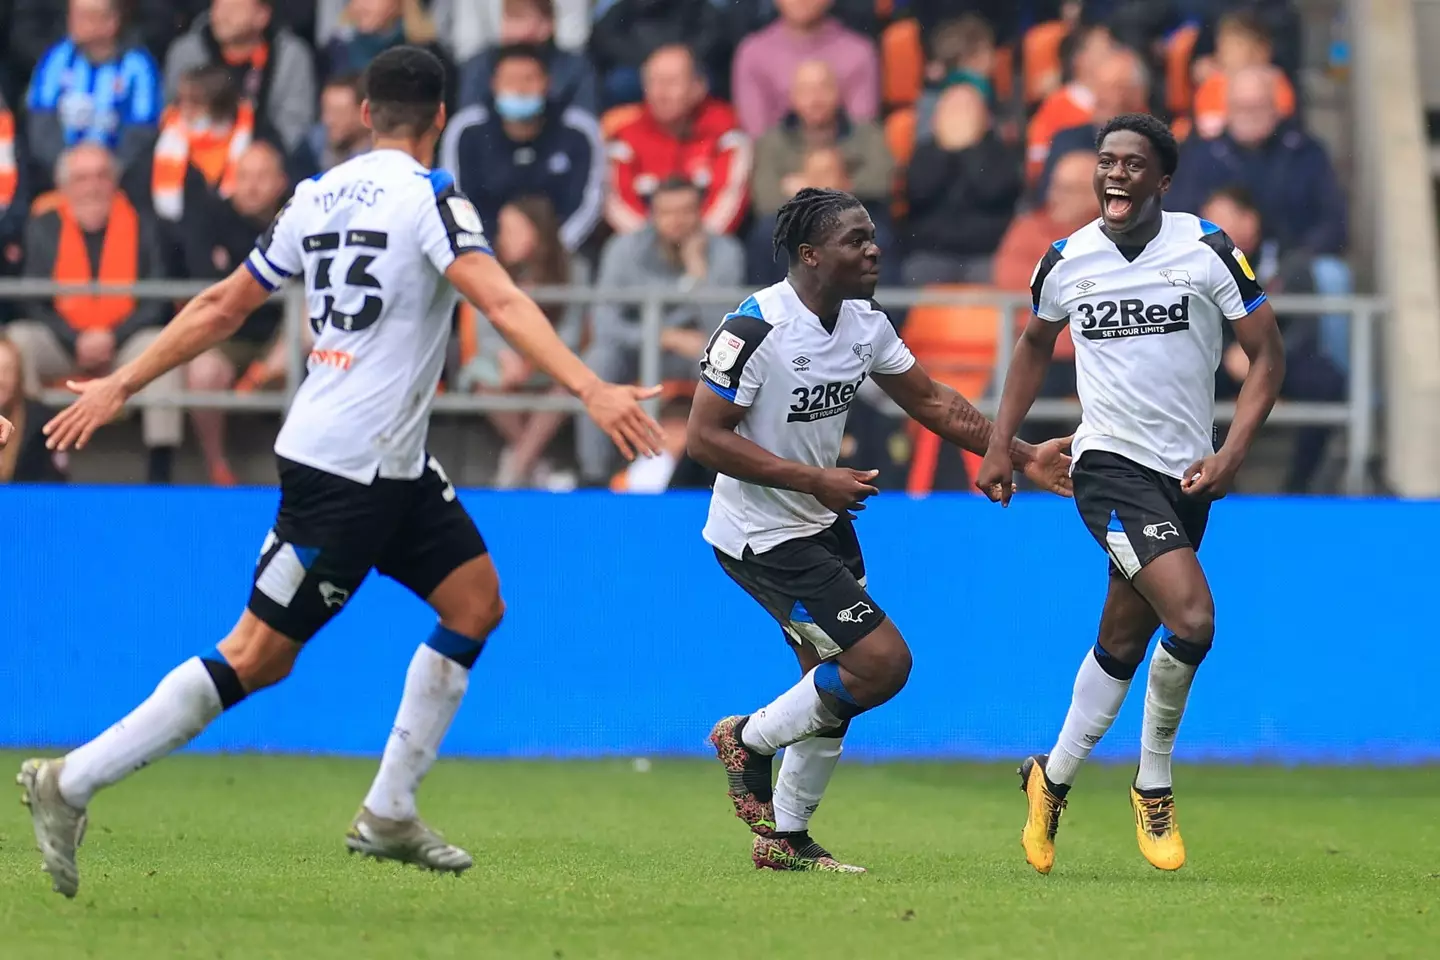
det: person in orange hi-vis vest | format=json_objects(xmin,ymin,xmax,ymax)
[{"xmin": 5, "ymin": 143, "xmax": 183, "ymax": 481}]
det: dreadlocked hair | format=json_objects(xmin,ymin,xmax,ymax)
[{"xmin": 771, "ymin": 188, "xmax": 864, "ymax": 264}]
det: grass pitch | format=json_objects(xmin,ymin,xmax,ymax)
[{"xmin": 1, "ymin": 753, "xmax": 1435, "ymax": 959}]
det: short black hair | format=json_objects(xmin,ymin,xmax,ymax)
[
  {"xmin": 1203, "ymin": 184, "xmax": 1259, "ymax": 215},
  {"xmin": 362, "ymin": 46, "xmax": 446, "ymax": 137},
  {"xmin": 324, "ymin": 72, "xmax": 364, "ymax": 98},
  {"xmin": 492, "ymin": 43, "xmax": 549, "ymax": 75},
  {"xmin": 1095, "ymin": 113, "xmax": 1179, "ymax": 177},
  {"xmin": 180, "ymin": 63, "xmax": 240, "ymax": 120},
  {"xmin": 771, "ymin": 188, "xmax": 865, "ymax": 264},
  {"xmin": 650, "ymin": 175, "xmax": 701, "ymax": 202}
]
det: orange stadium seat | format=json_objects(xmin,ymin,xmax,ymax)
[
  {"xmin": 992, "ymin": 43, "xmax": 1015, "ymax": 104},
  {"xmin": 881, "ymin": 19, "xmax": 924, "ymax": 108},
  {"xmin": 1022, "ymin": 21, "xmax": 1069, "ymax": 106},
  {"xmin": 884, "ymin": 106, "xmax": 917, "ymax": 219},
  {"xmin": 901, "ymin": 286, "xmax": 1002, "ymax": 495}
]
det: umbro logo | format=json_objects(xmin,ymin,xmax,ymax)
[
  {"xmin": 1075, "ymin": 279, "xmax": 1097, "ymax": 292},
  {"xmin": 793, "ymin": 356, "xmax": 811, "ymax": 369}
]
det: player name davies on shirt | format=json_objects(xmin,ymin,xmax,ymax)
[{"xmin": 245, "ymin": 149, "xmax": 492, "ymax": 485}]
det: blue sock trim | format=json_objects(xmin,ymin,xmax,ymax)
[
  {"xmin": 1092, "ymin": 641, "xmax": 1140, "ymax": 681},
  {"xmin": 425, "ymin": 625, "xmax": 485, "ymax": 668},
  {"xmin": 199, "ymin": 648, "xmax": 247, "ymax": 710},
  {"xmin": 812, "ymin": 661, "xmax": 864, "ymax": 720},
  {"xmin": 1160, "ymin": 631, "xmax": 1209, "ymax": 666}
]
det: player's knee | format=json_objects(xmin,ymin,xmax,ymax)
[
  {"xmin": 442, "ymin": 593, "xmax": 505, "ymax": 643},
  {"xmin": 217, "ymin": 623, "xmax": 300, "ymax": 692},
  {"xmin": 1166, "ymin": 605, "xmax": 1214, "ymax": 657},
  {"xmin": 186, "ymin": 351, "xmax": 234, "ymax": 391},
  {"xmin": 884, "ymin": 641, "xmax": 913, "ymax": 695}
]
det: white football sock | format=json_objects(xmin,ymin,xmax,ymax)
[
  {"xmin": 1136, "ymin": 644, "xmax": 1199, "ymax": 790},
  {"xmin": 774, "ymin": 733, "xmax": 844, "ymax": 833},
  {"xmin": 59, "ymin": 657, "xmax": 223, "ymax": 808},
  {"xmin": 1047, "ymin": 647, "xmax": 1133, "ymax": 786},
  {"xmin": 363, "ymin": 644, "xmax": 469, "ymax": 821},
  {"xmin": 741, "ymin": 667, "xmax": 841, "ymax": 755}
]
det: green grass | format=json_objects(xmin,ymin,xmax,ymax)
[{"xmin": 1, "ymin": 754, "xmax": 1436, "ymax": 959}]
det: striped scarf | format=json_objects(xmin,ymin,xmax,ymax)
[
  {"xmin": 0, "ymin": 107, "xmax": 16, "ymax": 210},
  {"xmin": 152, "ymin": 101, "xmax": 255, "ymax": 222}
]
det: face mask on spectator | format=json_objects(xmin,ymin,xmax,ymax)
[{"xmin": 495, "ymin": 93, "xmax": 544, "ymax": 121}]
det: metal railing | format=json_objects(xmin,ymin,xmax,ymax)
[{"xmin": 0, "ymin": 279, "xmax": 1383, "ymax": 494}]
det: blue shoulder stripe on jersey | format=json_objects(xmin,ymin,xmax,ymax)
[
  {"xmin": 1199, "ymin": 219, "xmax": 1222, "ymax": 236},
  {"xmin": 427, "ymin": 169, "xmax": 455, "ymax": 194},
  {"xmin": 243, "ymin": 258, "xmax": 277, "ymax": 292},
  {"xmin": 306, "ymin": 170, "xmax": 325, "ymax": 182},
  {"xmin": 725, "ymin": 294, "xmax": 766, "ymax": 324},
  {"xmin": 1243, "ymin": 293, "xmax": 1268, "ymax": 313},
  {"xmin": 703, "ymin": 378, "xmax": 738, "ymax": 403},
  {"xmin": 1052, "ymin": 238, "xmax": 1068, "ymax": 254}
]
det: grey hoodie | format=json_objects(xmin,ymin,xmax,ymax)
[{"xmin": 163, "ymin": 13, "xmax": 316, "ymax": 155}]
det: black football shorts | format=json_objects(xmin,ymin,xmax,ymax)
[
  {"xmin": 715, "ymin": 517, "xmax": 887, "ymax": 658},
  {"xmin": 248, "ymin": 456, "xmax": 489, "ymax": 642},
  {"xmin": 1073, "ymin": 450, "xmax": 1211, "ymax": 580}
]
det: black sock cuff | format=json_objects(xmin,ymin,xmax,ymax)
[
  {"xmin": 814, "ymin": 718, "xmax": 852, "ymax": 739},
  {"xmin": 200, "ymin": 652, "xmax": 248, "ymax": 710},
  {"xmin": 1161, "ymin": 633, "xmax": 1209, "ymax": 666},
  {"xmin": 1091, "ymin": 641, "xmax": 1140, "ymax": 680}
]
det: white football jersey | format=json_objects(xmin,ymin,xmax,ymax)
[
  {"xmin": 700, "ymin": 280, "xmax": 915, "ymax": 558},
  {"xmin": 1031, "ymin": 212, "xmax": 1267, "ymax": 479},
  {"xmin": 246, "ymin": 149, "xmax": 492, "ymax": 484}
]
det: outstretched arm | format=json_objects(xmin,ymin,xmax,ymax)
[
  {"xmin": 871, "ymin": 362, "xmax": 1038, "ymax": 464},
  {"xmin": 446, "ymin": 251, "xmax": 662, "ymax": 460},
  {"xmin": 43, "ymin": 266, "xmax": 272, "ymax": 451}
]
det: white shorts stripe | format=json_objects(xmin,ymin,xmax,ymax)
[
  {"xmin": 255, "ymin": 543, "xmax": 307, "ymax": 608},
  {"xmin": 1105, "ymin": 529, "xmax": 1143, "ymax": 579}
]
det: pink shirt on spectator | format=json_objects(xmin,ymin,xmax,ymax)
[{"xmin": 731, "ymin": 18, "xmax": 879, "ymax": 138}]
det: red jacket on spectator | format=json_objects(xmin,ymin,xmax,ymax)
[{"xmin": 605, "ymin": 98, "xmax": 751, "ymax": 236}]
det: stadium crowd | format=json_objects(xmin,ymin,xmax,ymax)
[{"xmin": 0, "ymin": 0, "xmax": 1351, "ymax": 494}]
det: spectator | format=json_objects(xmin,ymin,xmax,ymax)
[
  {"xmin": 578, "ymin": 177, "xmax": 744, "ymax": 486},
  {"xmin": 324, "ymin": 0, "xmax": 446, "ymax": 91},
  {"xmin": 26, "ymin": 0, "xmax": 163, "ymax": 186},
  {"xmin": 0, "ymin": 92, "xmax": 28, "ymax": 300},
  {"xmin": 611, "ymin": 396, "xmax": 696, "ymax": 492},
  {"xmin": 11, "ymin": 0, "xmax": 181, "ymax": 73},
  {"xmin": 1025, "ymin": 22, "xmax": 1113, "ymax": 182},
  {"xmin": 992, "ymin": 149, "xmax": 1100, "ymax": 397},
  {"xmin": 1203, "ymin": 186, "xmax": 1344, "ymax": 494},
  {"xmin": 430, "ymin": 0, "xmax": 590, "ymax": 67},
  {"xmin": 0, "ymin": 337, "xmax": 68, "ymax": 483},
  {"xmin": 179, "ymin": 141, "xmax": 290, "ymax": 486},
  {"xmin": 441, "ymin": 44, "xmax": 604, "ymax": 253},
  {"xmin": 748, "ymin": 59, "xmax": 893, "ymax": 284},
  {"xmin": 165, "ymin": 0, "xmax": 317, "ymax": 158},
  {"xmin": 457, "ymin": 0, "xmax": 599, "ymax": 114},
  {"xmin": 306, "ymin": 74, "xmax": 372, "ymax": 174},
  {"xmin": 151, "ymin": 65, "xmax": 256, "ymax": 228},
  {"xmin": 457, "ymin": 196, "xmax": 589, "ymax": 489},
  {"xmin": 915, "ymin": 14, "xmax": 999, "ymax": 142},
  {"xmin": 731, "ymin": 0, "xmax": 879, "ymax": 139},
  {"xmin": 1190, "ymin": 11, "xmax": 1296, "ymax": 141},
  {"xmin": 7, "ymin": 144, "xmax": 180, "ymax": 482},
  {"xmin": 1033, "ymin": 45, "xmax": 1148, "ymax": 203},
  {"xmin": 1167, "ymin": 67, "xmax": 1346, "ymax": 260},
  {"xmin": 606, "ymin": 45, "xmax": 751, "ymax": 237},
  {"xmin": 1190, "ymin": 0, "xmax": 1303, "ymax": 90},
  {"xmin": 903, "ymin": 84, "xmax": 1021, "ymax": 286},
  {"xmin": 590, "ymin": 0, "xmax": 726, "ymax": 108}
]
